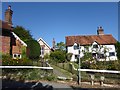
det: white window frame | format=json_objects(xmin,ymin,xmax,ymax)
[{"xmin": 13, "ymin": 54, "xmax": 21, "ymax": 59}]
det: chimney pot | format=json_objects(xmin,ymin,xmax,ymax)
[
  {"xmin": 100, "ymin": 26, "xmax": 102, "ymax": 29},
  {"xmin": 8, "ymin": 5, "xmax": 11, "ymax": 9}
]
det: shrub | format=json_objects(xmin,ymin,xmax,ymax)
[
  {"xmin": 2, "ymin": 54, "xmax": 32, "ymax": 66},
  {"xmin": 46, "ymin": 75, "xmax": 56, "ymax": 81},
  {"xmin": 89, "ymin": 60, "xmax": 120, "ymax": 70},
  {"xmin": 115, "ymin": 41, "xmax": 120, "ymax": 60},
  {"xmin": 72, "ymin": 74, "xmax": 78, "ymax": 81},
  {"xmin": 66, "ymin": 53, "xmax": 73, "ymax": 62},
  {"xmin": 26, "ymin": 40, "xmax": 40, "ymax": 60},
  {"xmin": 50, "ymin": 50, "xmax": 66, "ymax": 63}
]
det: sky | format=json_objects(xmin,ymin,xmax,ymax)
[{"xmin": 1, "ymin": 2, "xmax": 118, "ymax": 47}]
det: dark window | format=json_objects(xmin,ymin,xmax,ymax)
[
  {"xmin": 74, "ymin": 44, "xmax": 79, "ymax": 50},
  {"xmin": 75, "ymin": 55, "xmax": 79, "ymax": 59},
  {"xmin": 92, "ymin": 53, "xmax": 96, "ymax": 57},
  {"xmin": 41, "ymin": 47, "xmax": 44, "ymax": 55},
  {"xmin": 14, "ymin": 54, "xmax": 16, "ymax": 57},
  {"xmin": 93, "ymin": 44, "xmax": 98, "ymax": 48},
  {"xmin": 98, "ymin": 54, "xmax": 105, "ymax": 59},
  {"xmin": 109, "ymin": 52, "xmax": 115, "ymax": 56},
  {"xmin": 41, "ymin": 47, "xmax": 44, "ymax": 50},
  {"xmin": 18, "ymin": 54, "xmax": 20, "ymax": 57},
  {"xmin": 42, "ymin": 51, "xmax": 44, "ymax": 55}
]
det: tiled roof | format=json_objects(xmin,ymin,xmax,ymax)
[
  {"xmin": 66, "ymin": 34, "xmax": 117, "ymax": 46},
  {"xmin": 0, "ymin": 20, "xmax": 13, "ymax": 30}
]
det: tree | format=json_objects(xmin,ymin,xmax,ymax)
[
  {"xmin": 115, "ymin": 41, "xmax": 120, "ymax": 60},
  {"xmin": 50, "ymin": 41, "xmax": 66, "ymax": 62},
  {"xmin": 26, "ymin": 40, "xmax": 40, "ymax": 60},
  {"xmin": 13, "ymin": 26, "xmax": 41, "ymax": 60},
  {"xmin": 13, "ymin": 25, "xmax": 33, "ymax": 42},
  {"xmin": 50, "ymin": 50, "xmax": 66, "ymax": 63},
  {"xmin": 56, "ymin": 42, "xmax": 66, "ymax": 51}
]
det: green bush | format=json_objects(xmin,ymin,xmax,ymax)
[
  {"xmin": 2, "ymin": 54, "xmax": 32, "ymax": 66},
  {"xmin": 50, "ymin": 50, "xmax": 66, "ymax": 63},
  {"xmin": 66, "ymin": 53, "xmax": 73, "ymax": 62},
  {"xmin": 115, "ymin": 41, "xmax": 120, "ymax": 60},
  {"xmin": 72, "ymin": 74, "xmax": 77, "ymax": 81},
  {"xmin": 89, "ymin": 60, "xmax": 120, "ymax": 70},
  {"xmin": 46, "ymin": 75, "xmax": 56, "ymax": 81},
  {"xmin": 26, "ymin": 40, "xmax": 40, "ymax": 60}
]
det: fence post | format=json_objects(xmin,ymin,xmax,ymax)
[
  {"xmin": 90, "ymin": 74, "xmax": 95, "ymax": 86},
  {"xmin": 100, "ymin": 75, "xmax": 105, "ymax": 86}
]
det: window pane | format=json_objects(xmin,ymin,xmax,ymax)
[
  {"xmin": 93, "ymin": 45, "xmax": 98, "ymax": 48},
  {"xmin": 109, "ymin": 52, "xmax": 115, "ymax": 56},
  {"xmin": 98, "ymin": 54, "xmax": 104, "ymax": 59},
  {"xmin": 75, "ymin": 55, "xmax": 79, "ymax": 59},
  {"xmin": 18, "ymin": 54, "xmax": 20, "ymax": 57},
  {"xmin": 74, "ymin": 45, "xmax": 79, "ymax": 50},
  {"xmin": 14, "ymin": 54, "xmax": 16, "ymax": 57}
]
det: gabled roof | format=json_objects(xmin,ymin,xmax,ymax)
[
  {"xmin": 0, "ymin": 20, "xmax": 13, "ymax": 30},
  {"xmin": 12, "ymin": 32, "xmax": 27, "ymax": 47},
  {"xmin": 66, "ymin": 34, "xmax": 117, "ymax": 46},
  {"xmin": 37, "ymin": 38, "xmax": 51, "ymax": 49}
]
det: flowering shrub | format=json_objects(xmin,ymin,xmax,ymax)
[{"xmin": 2, "ymin": 54, "xmax": 32, "ymax": 66}]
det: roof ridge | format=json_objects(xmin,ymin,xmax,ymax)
[
  {"xmin": 66, "ymin": 34, "xmax": 112, "ymax": 37},
  {"xmin": 66, "ymin": 34, "xmax": 116, "ymax": 46}
]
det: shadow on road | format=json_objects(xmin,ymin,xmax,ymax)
[{"xmin": 2, "ymin": 79, "xmax": 53, "ymax": 90}]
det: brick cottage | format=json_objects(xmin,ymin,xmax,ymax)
[{"xmin": 0, "ymin": 5, "xmax": 27, "ymax": 59}]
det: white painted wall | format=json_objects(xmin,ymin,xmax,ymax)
[
  {"xmin": 99, "ymin": 45, "xmax": 117, "ymax": 61},
  {"xmin": 38, "ymin": 38, "xmax": 51, "ymax": 58},
  {"xmin": 67, "ymin": 42, "xmax": 117, "ymax": 62},
  {"xmin": 67, "ymin": 44, "xmax": 84, "ymax": 62}
]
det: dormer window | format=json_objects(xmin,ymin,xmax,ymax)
[
  {"xmin": 93, "ymin": 44, "xmax": 98, "ymax": 48},
  {"xmin": 74, "ymin": 43, "xmax": 79, "ymax": 50}
]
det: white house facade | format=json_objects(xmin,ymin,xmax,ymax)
[
  {"xmin": 37, "ymin": 38, "xmax": 51, "ymax": 58},
  {"xmin": 66, "ymin": 27, "xmax": 117, "ymax": 62}
]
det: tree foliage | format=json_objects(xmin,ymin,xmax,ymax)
[
  {"xmin": 49, "ymin": 42, "xmax": 67, "ymax": 63},
  {"xmin": 50, "ymin": 50, "xmax": 66, "ymax": 63},
  {"xmin": 13, "ymin": 26, "xmax": 41, "ymax": 60},
  {"xmin": 26, "ymin": 40, "xmax": 40, "ymax": 60},
  {"xmin": 56, "ymin": 42, "xmax": 66, "ymax": 51},
  {"xmin": 2, "ymin": 54, "xmax": 32, "ymax": 66},
  {"xmin": 66, "ymin": 53, "xmax": 73, "ymax": 62},
  {"xmin": 115, "ymin": 41, "xmax": 120, "ymax": 60},
  {"xmin": 13, "ymin": 26, "xmax": 33, "ymax": 42},
  {"xmin": 81, "ymin": 52, "xmax": 93, "ymax": 61}
]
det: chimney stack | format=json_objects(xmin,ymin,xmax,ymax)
[
  {"xmin": 5, "ymin": 5, "xmax": 13, "ymax": 26},
  {"xmin": 52, "ymin": 38, "xmax": 55, "ymax": 50},
  {"xmin": 97, "ymin": 26, "xmax": 104, "ymax": 35}
]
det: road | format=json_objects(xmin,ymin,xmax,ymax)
[
  {"xmin": 41, "ymin": 81, "xmax": 73, "ymax": 90},
  {"xmin": 2, "ymin": 79, "xmax": 73, "ymax": 90}
]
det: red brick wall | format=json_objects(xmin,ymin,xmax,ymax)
[
  {"xmin": 0, "ymin": 36, "xmax": 10, "ymax": 54},
  {"xmin": 12, "ymin": 39, "xmax": 22, "ymax": 54}
]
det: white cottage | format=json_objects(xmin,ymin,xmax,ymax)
[
  {"xmin": 37, "ymin": 38, "xmax": 51, "ymax": 58},
  {"xmin": 66, "ymin": 27, "xmax": 117, "ymax": 62}
]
